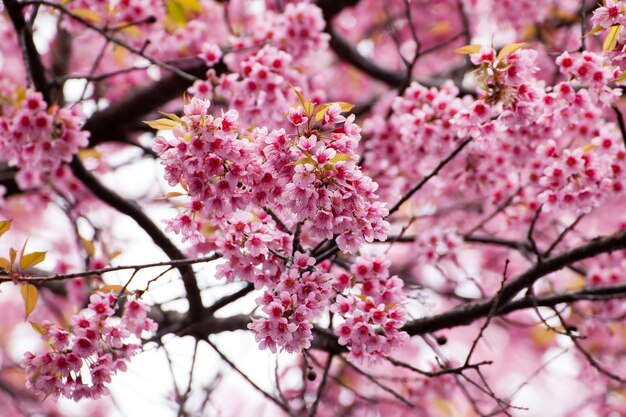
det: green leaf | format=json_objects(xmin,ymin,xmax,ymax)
[
  {"xmin": 0, "ymin": 257, "xmax": 10, "ymax": 270},
  {"xmin": 293, "ymin": 157, "xmax": 313, "ymax": 166},
  {"xmin": 603, "ymin": 25, "xmax": 622, "ymax": 51},
  {"xmin": 20, "ymin": 252, "xmax": 46, "ymax": 270},
  {"xmin": 330, "ymin": 154, "xmax": 353, "ymax": 163},
  {"xmin": 297, "ymin": 146, "xmax": 315, "ymax": 160},
  {"xmin": 315, "ymin": 102, "xmax": 356, "ymax": 122},
  {"xmin": 315, "ymin": 104, "xmax": 330, "ymax": 122},
  {"xmin": 0, "ymin": 220, "xmax": 11, "ymax": 238},
  {"xmin": 9, "ymin": 248, "xmax": 17, "ymax": 268},
  {"xmin": 96, "ymin": 284, "xmax": 127, "ymax": 294},
  {"xmin": 615, "ymin": 70, "xmax": 626, "ymax": 83},
  {"xmin": 497, "ymin": 42, "xmax": 527, "ymax": 61},
  {"xmin": 29, "ymin": 321, "xmax": 46, "ymax": 335},
  {"xmin": 174, "ymin": 0, "xmax": 201, "ymax": 12},
  {"xmin": 20, "ymin": 283, "xmax": 38, "ymax": 320},
  {"xmin": 159, "ymin": 112, "xmax": 182, "ymax": 123},
  {"xmin": 290, "ymin": 85, "xmax": 306, "ymax": 108},
  {"xmin": 144, "ymin": 118, "xmax": 179, "ymax": 130},
  {"xmin": 80, "ymin": 238, "xmax": 96, "ymax": 258},
  {"xmin": 336, "ymin": 102, "xmax": 355, "ymax": 113},
  {"xmin": 71, "ymin": 8, "xmax": 103, "ymax": 24},
  {"xmin": 166, "ymin": 0, "xmax": 186, "ymax": 25},
  {"xmin": 585, "ymin": 24, "xmax": 604, "ymax": 37},
  {"xmin": 303, "ymin": 100, "xmax": 314, "ymax": 117},
  {"xmin": 119, "ymin": 25, "xmax": 143, "ymax": 37},
  {"xmin": 452, "ymin": 44, "xmax": 482, "ymax": 54},
  {"xmin": 78, "ymin": 148, "xmax": 103, "ymax": 160}
]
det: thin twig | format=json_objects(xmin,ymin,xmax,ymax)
[
  {"xmin": 464, "ymin": 259, "xmax": 509, "ymax": 366},
  {"xmin": 387, "ymin": 137, "xmax": 472, "ymax": 216},
  {"xmin": 0, "ymin": 254, "xmax": 221, "ymax": 283},
  {"xmin": 21, "ymin": 0, "xmax": 199, "ymax": 81},
  {"xmin": 308, "ymin": 354, "xmax": 334, "ymax": 417},
  {"xmin": 206, "ymin": 338, "xmax": 299, "ymax": 417}
]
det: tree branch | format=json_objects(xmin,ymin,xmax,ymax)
[
  {"xmin": 403, "ymin": 229, "xmax": 626, "ymax": 335},
  {"xmin": 69, "ymin": 157, "xmax": 205, "ymax": 318},
  {"xmin": 387, "ymin": 137, "xmax": 472, "ymax": 216},
  {"xmin": 0, "ymin": 254, "xmax": 221, "ymax": 283},
  {"xmin": 3, "ymin": 0, "xmax": 50, "ymax": 101}
]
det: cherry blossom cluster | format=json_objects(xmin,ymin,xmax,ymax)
[
  {"xmin": 414, "ymin": 229, "xmax": 463, "ymax": 264},
  {"xmin": 537, "ymin": 143, "xmax": 615, "ymax": 213},
  {"xmin": 213, "ymin": 209, "xmax": 291, "ymax": 287},
  {"xmin": 155, "ymin": 95, "xmax": 397, "ymax": 357},
  {"xmin": 590, "ymin": 1, "xmax": 626, "ymax": 69},
  {"xmin": 190, "ymin": 3, "xmax": 329, "ymax": 126},
  {"xmin": 363, "ymin": 80, "xmax": 465, "ymax": 202},
  {"xmin": 332, "ymin": 255, "xmax": 408, "ymax": 363},
  {"xmin": 556, "ymin": 51, "xmax": 620, "ymax": 104},
  {"xmin": 468, "ymin": 45, "xmax": 541, "ymax": 112},
  {"xmin": 261, "ymin": 112, "xmax": 389, "ymax": 252},
  {"xmin": 155, "ymin": 96, "xmax": 389, "ymax": 254},
  {"xmin": 216, "ymin": 45, "xmax": 308, "ymax": 124},
  {"xmin": 0, "ymin": 89, "xmax": 89, "ymax": 190},
  {"xmin": 21, "ymin": 292, "xmax": 156, "ymax": 401},
  {"xmin": 155, "ymin": 98, "xmax": 258, "ymax": 234},
  {"xmin": 261, "ymin": 2, "xmax": 329, "ymax": 60},
  {"xmin": 359, "ymin": 39, "xmax": 626, "ymax": 240},
  {"xmin": 248, "ymin": 252, "xmax": 333, "ymax": 353}
]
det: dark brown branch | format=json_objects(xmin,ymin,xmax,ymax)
[
  {"xmin": 204, "ymin": 284, "xmax": 254, "ymax": 315},
  {"xmin": 612, "ymin": 104, "xmax": 626, "ymax": 149},
  {"xmin": 385, "ymin": 356, "xmax": 493, "ymax": 378},
  {"xmin": 317, "ymin": 0, "xmax": 360, "ymax": 21},
  {"xmin": 176, "ymin": 314, "xmax": 252, "ymax": 337},
  {"xmin": 3, "ymin": 0, "xmax": 50, "ymax": 101},
  {"xmin": 69, "ymin": 157, "xmax": 205, "ymax": 318},
  {"xmin": 402, "ymin": 229, "xmax": 626, "ymax": 336},
  {"xmin": 497, "ymin": 282, "xmax": 626, "ymax": 314},
  {"xmin": 84, "ymin": 61, "xmax": 222, "ymax": 145},
  {"xmin": 327, "ymin": 27, "xmax": 405, "ymax": 87}
]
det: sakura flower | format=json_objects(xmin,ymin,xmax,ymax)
[{"xmin": 200, "ymin": 42, "xmax": 223, "ymax": 66}]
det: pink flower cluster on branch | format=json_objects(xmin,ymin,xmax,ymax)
[
  {"xmin": 154, "ymin": 95, "xmax": 389, "ymax": 253},
  {"xmin": 332, "ymin": 255, "xmax": 408, "ymax": 363},
  {"xmin": 249, "ymin": 251, "xmax": 332, "ymax": 353},
  {"xmin": 153, "ymin": 93, "xmax": 398, "ymax": 359},
  {"xmin": 0, "ymin": 89, "xmax": 89, "ymax": 190},
  {"xmin": 21, "ymin": 292, "xmax": 156, "ymax": 401}
]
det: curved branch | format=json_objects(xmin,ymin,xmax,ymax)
[
  {"xmin": 327, "ymin": 27, "xmax": 405, "ymax": 87},
  {"xmin": 3, "ymin": 0, "xmax": 50, "ymax": 101},
  {"xmin": 69, "ymin": 157, "xmax": 205, "ymax": 318},
  {"xmin": 403, "ymin": 229, "xmax": 626, "ymax": 335},
  {"xmin": 85, "ymin": 61, "xmax": 225, "ymax": 145},
  {"xmin": 387, "ymin": 137, "xmax": 472, "ymax": 216}
]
